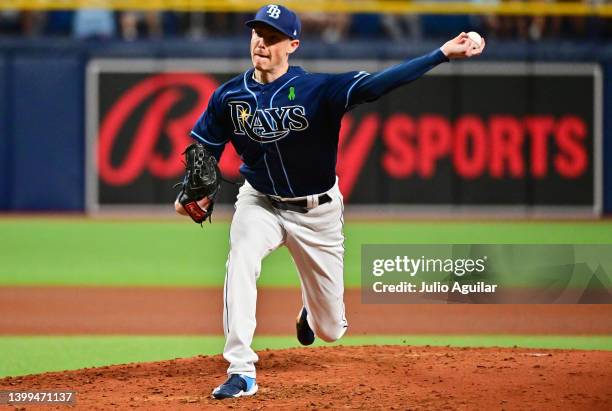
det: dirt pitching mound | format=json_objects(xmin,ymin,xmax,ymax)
[{"xmin": 1, "ymin": 345, "xmax": 611, "ymax": 410}]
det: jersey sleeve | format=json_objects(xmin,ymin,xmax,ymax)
[
  {"xmin": 325, "ymin": 48, "xmax": 449, "ymax": 111},
  {"xmin": 190, "ymin": 88, "xmax": 228, "ymax": 161}
]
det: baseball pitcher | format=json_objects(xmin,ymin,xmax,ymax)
[{"xmin": 174, "ymin": 4, "xmax": 485, "ymax": 399}]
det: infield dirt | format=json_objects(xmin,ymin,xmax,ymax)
[
  {"xmin": 1, "ymin": 345, "xmax": 612, "ymax": 410},
  {"xmin": 1, "ymin": 287, "xmax": 611, "ymax": 334},
  {"xmin": 2, "ymin": 286, "xmax": 611, "ymax": 409}
]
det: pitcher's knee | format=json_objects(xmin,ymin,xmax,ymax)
[
  {"xmin": 227, "ymin": 238, "xmax": 267, "ymax": 274},
  {"xmin": 312, "ymin": 322, "xmax": 347, "ymax": 343}
]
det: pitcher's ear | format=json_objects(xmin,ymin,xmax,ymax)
[{"xmin": 288, "ymin": 39, "xmax": 300, "ymax": 55}]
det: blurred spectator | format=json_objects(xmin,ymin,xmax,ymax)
[
  {"xmin": 349, "ymin": 13, "xmax": 386, "ymax": 39},
  {"xmin": 176, "ymin": 12, "xmax": 244, "ymax": 39},
  {"xmin": 185, "ymin": 12, "xmax": 206, "ymax": 38},
  {"xmin": 1, "ymin": 10, "xmax": 45, "ymax": 36},
  {"xmin": 206, "ymin": 13, "xmax": 241, "ymax": 37},
  {"xmin": 73, "ymin": 9, "xmax": 116, "ymax": 40},
  {"xmin": 421, "ymin": 13, "xmax": 474, "ymax": 39},
  {"xmin": 119, "ymin": 11, "xmax": 162, "ymax": 40},
  {"xmin": 44, "ymin": 11, "xmax": 73, "ymax": 37},
  {"xmin": 376, "ymin": 0, "xmax": 486, "ymax": 42},
  {"xmin": 514, "ymin": 0, "xmax": 550, "ymax": 40},
  {"xmin": 160, "ymin": 12, "xmax": 181, "ymax": 37},
  {"xmin": 467, "ymin": 0, "xmax": 503, "ymax": 39},
  {"xmin": 554, "ymin": 0, "xmax": 596, "ymax": 39},
  {"xmin": 0, "ymin": 3, "xmax": 610, "ymax": 41},
  {"xmin": 481, "ymin": 0, "xmax": 605, "ymax": 41},
  {"xmin": 301, "ymin": 12, "xmax": 350, "ymax": 43},
  {"xmin": 381, "ymin": 13, "xmax": 423, "ymax": 41},
  {"xmin": 0, "ymin": 10, "xmax": 21, "ymax": 35}
]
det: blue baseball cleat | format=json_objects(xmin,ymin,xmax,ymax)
[
  {"xmin": 296, "ymin": 307, "xmax": 315, "ymax": 346},
  {"xmin": 211, "ymin": 374, "xmax": 258, "ymax": 399}
]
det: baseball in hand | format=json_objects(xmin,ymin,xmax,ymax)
[{"xmin": 467, "ymin": 31, "xmax": 482, "ymax": 48}]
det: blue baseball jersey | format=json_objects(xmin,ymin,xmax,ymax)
[{"xmin": 191, "ymin": 48, "xmax": 448, "ymax": 197}]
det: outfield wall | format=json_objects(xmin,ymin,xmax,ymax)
[{"xmin": 0, "ymin": 39, "xmax": 611, "ymax": 215}]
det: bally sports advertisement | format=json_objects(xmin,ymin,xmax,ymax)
[{"xmin": 86, "ymin": 60, "xmax": 601, "ymax": 214}]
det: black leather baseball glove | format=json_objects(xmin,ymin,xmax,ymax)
[{"xmin": 175, "ymin": 143, "xmax": 221, "ymax": 225}]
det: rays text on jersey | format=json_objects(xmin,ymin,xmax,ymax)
[{"xmin": 228, "ymin": 101, "xmax": 309, "ymax": 143}]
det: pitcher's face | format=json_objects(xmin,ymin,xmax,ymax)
[{"xmin": 250, "ymin": 24, "xmax": 299, "ymax": 72}]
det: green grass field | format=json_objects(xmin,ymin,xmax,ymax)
[
  {"xmin": 1, "ymin": 219, "xmax": 611, "ymax": 377},
  {"xmin": 2, "ymin": 219, "xmax": 611, "ymax": 287}
]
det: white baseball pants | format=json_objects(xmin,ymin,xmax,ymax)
[{"xmin": 222, "ymin": 179, "xmax": 348, "ymax": 378}]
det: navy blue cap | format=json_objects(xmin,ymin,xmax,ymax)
[{"xmin": 246, "ymin": 4, "xmax": 301, "ymax": 40}]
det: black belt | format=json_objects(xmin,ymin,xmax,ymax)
[{"xmin": 267, "ymin": 194, "xmax": 332, "ymax": 214}]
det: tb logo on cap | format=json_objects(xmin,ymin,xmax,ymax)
[{"xmin": 266, "ymin": 5, "xmax": 281, "ymax": 19}]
